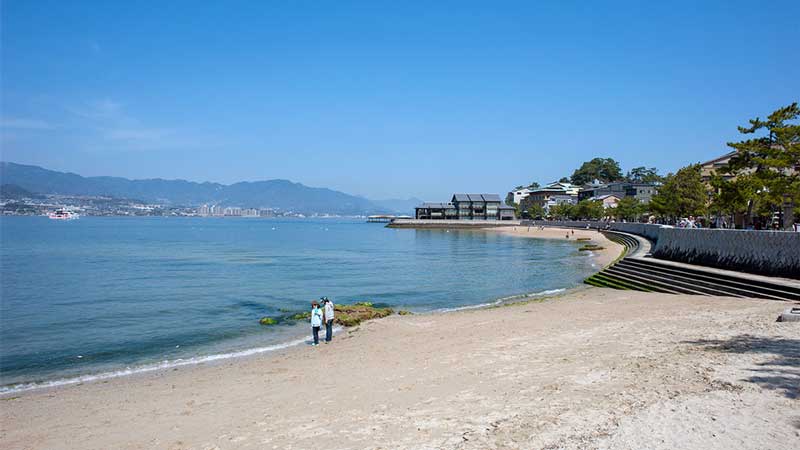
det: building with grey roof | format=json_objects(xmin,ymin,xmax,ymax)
[{"xmin": 415, "ymin": 194, "xmax": 515, "ymax": 220}]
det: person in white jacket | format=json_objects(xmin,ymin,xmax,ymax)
[{"xmin": 310, "ymin": 301, "xmax": 323, "ymax": 346}]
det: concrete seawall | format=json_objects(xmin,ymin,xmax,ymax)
[{"xmin": 527, "ymin": 220, "xmax": 800, "ymax": 279}]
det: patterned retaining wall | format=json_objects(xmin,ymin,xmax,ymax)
[
  {"xmin": 526, "ymin": 220, "xmax": 800, "ymax": 279},
  {"xmin": 652, "ymin": 228, "xmax": 800, "ymax": 279}
]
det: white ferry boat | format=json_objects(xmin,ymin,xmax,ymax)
[{"xmin": 48, "ymin": 209, "xmax": 79, "ymax": 220}]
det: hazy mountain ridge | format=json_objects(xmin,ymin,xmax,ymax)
[
  {"xmin": 0, "ymin": 162, "xmax": 389, "ymax": 215},
  {"xmin": 370, "ymin": 197, "xmax": 423, "ymax": 214}
]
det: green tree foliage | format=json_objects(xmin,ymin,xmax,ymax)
[
  {"xmin": 719, "ymin": 102, "xmax": 800, "ymax": 224},
  {"xmin": 549, "ymin": 203, "xmax": 574, "ymax": 220},
  {"xmin": 613, "ymin": 197, "xmax": 642, "ymax": 221},
  {"xmin": 504, "ymin": 192, "xmax": 515, "ymax": 206},
  {"xmin": 558, "ymin": 177, "xmax": 570, "ymax": 183},
  {"xmin": 570, "ymin": 158, "xmax": 624, "ymax": 185},
  {"xmin": 650, "ymin": 164, "xmax": 707, "ymax": 220},
  {"xmin": 574, "ymin": 199, "xmax": 605, "ymax": 219},
  {"xmin": 526, "ymin": 203, "xmax": 544, "ymax": 219},
  {"xmin": 708, "ymin": 173, "xmax": 753, "ymax": 221},
  {"xmin": 626, "ymin": 167, "xmax": 663, "ymax": 184}
]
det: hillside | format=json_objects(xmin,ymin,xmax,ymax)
[{"xmin": 0, "ymin": 162, "xmax": 386, "ymax": 215}]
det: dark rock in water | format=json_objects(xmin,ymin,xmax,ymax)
[
  {"xmin": 398, "ymin": 310, "xmax": 413, "ymax": 316},
  {"xmin": 259, "ymin": 317, "xmax": 277, "ymax": 325}
]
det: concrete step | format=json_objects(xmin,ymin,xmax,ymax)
[
  {"xmin": 587, "ymin": 272, "xmax": 656, "ymax": 292},
  {"xmin": 614, "ymin": 259, "xmax": 784, "ymax": 300},
  {"xmin": 620, "ymin": 258, "xmax": 800, "ymax": 301},
  {"xmin": 604, "ymin": 266, "xmax": 710, "ymax": 296}
]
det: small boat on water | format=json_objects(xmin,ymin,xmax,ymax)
[{"xmin": 48, "ymin": 209, "xmax": 79, "ymax": 220}]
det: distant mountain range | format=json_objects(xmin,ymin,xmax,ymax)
[{"xmin": 0, "ymin": 162, "xmax": 421, "ymax": 215}]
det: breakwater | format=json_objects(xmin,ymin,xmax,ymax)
[{"xmin": 527, "ymin": 220, "xmax": 800, "ymax": 279}]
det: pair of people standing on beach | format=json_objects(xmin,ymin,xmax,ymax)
[{"xmin": 310, "ymin": 297, "xmax": 335, "ymax": 346}]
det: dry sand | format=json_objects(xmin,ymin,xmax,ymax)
[{"xmin": 2, "ymin": 288, "xmax": 798, "ymax": 450}]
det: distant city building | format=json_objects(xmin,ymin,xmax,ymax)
[
  {"xmin": 224, "ymin": 207, "xmax": 242, "ymax": 216},
  {"xmin": 510, "ymin": 187, "xmax": 533, "ymax": 205},
  {"xmin": 415, "ymin": 194, "xmax": 515, "ymax": 220},
  {"xmin": 578, "ymin": 181, "xmax": 658, "ymax": 204},
  {"xmin": 589, "ymin": 194, "xmax": 622, "ymax": 209},
  {"xmin": 242, "ymin": 208, "xmax": 259, "ymax": 217},
  {"xmin": 520, "ymin": 182, "xmax": 580, "ymax": 214},
  {"xmin": 197, "ymin": 204, "xmax": 210, "ymax": 216},
  {"xmin": 699, "ymin": 150, "xmax": 738, "ymax": 182}
]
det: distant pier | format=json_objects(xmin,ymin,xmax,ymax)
[{"xmin": 367, "ymin": 215, "xmax": 412, "ymax": 223}]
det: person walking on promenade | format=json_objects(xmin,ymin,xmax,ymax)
[
  {"xmin": 323, "ymin": 297, "xmax": 335, "ymax": 343},
  {"xmin": 310, "ymin": 301, "xmax": 323, "ymax": 346}
]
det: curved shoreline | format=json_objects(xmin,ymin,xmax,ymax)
[
  {"xmin": 487, "ymin": 225, "xmax": 625, "ymax": 268},
  {"xmin": 2, "ymin": 228, "xmax": 607, "ymax": 397},
  {"xmin": 0, "ymin": 286, "xmax": 580, "ymax": 397}
]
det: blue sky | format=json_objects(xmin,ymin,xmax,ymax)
[{"xmin": 2, "ymin": 1, "xmax": 798, "ymax": 200}]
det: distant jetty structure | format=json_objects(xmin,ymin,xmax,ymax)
[{"xmin": 367, "ymin": 215, "xmax": 411, "ymax": 223}]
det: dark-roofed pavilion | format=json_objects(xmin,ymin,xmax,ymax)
[{"xmin": 415, "ymin": 194, "xmax": 515, "ymax": 220}]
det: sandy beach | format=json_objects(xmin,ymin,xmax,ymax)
[
  {"xmin": 2, "ymin": 283, "xmax": 797, "ymax": 449},
  {"xmin": 489, "ymin": 225, "xmax": 624, "ymax": 268}
]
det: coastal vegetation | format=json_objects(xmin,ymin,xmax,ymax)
[
  {"xmin": 524, "ymin": 102, "xmax": 798, "ymax": 227},
  {"xmin": 549, "ymin": 199, "xmax": 606, "ymax": 220},
  {"xmin": 710, "ymin": 102, "xmax": 799, "ymax": 227},
  {"xmin": 570, "ymin": 158, "xmax": 624, "ymax": 185},
  {"xmin": 649, "ymin": 164, "xmax": 708, "ymax": 220},
  {"xmin": 649, "ymin": 102, "xmax": 799, "ymax": 228}
]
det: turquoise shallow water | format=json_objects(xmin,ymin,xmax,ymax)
[{"xmin": 0, "ymin": 217, "xmax": 596, "ymax": 392}]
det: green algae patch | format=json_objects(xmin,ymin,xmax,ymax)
[
  {"xmin": 288, "ymin": 311, "xmax": 311, "ymax": 320},
  {"xmin": 334, "ymin": 304, "xmax": 393, "ymax": 327},
  {"xmin": 579, "ymin": 245, "xmax": 605, "ymax": 251},
  {"xmin": 259, "ymin": 317, "xmax": 278, "ymax": 326}
]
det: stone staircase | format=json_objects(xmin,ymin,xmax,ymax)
[
  {"xmin": 600, "ymin": 230, "xmax": 643, "ymax": 258},
  {"xmin": 585, "ymin": 256, "xmax": 800, "ymax": 301}
]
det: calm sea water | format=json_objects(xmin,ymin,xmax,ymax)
[{"xmin": 0, "ymin": 217, "xmax": 596, "ymax": 392}]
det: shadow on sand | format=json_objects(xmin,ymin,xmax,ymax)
[{"xmin": 684, "ymin": 334, "xmax": 799, "ymax": 400}]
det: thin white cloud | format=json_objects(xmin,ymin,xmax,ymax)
[
  {"xmin": 105, "ymin": 128, "xmax": 170, "ymax": 141},
  {"xmin": 0, "ymin": 117, "xmax": 55, "ymax": 130},
  {"xmin": 68, "ymin": 99, "xmax": 123, "ymax": 120}
]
